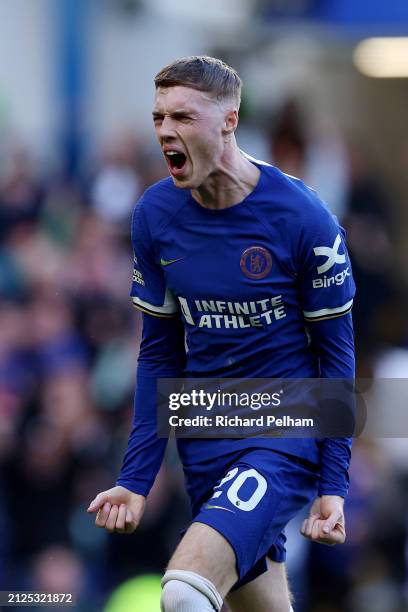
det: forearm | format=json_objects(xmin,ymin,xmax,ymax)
[
  {"xmin": 309, "ymin": 314, "xmax": 355, "ymax": 497},
  {"xmin": 318, "ymin": 439, "xmax": 351, "ymax": 497},
  {"xmin": 116, "ymin": 371, "xmax": 169, "ymax": 496},
  {"xmin": 116, "ymin": 313, "xmax": 186, "ymax": 496}
]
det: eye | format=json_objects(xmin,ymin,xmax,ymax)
[{"xmin": 174, "ymin": 114, "xmax": 193, "ymax": 123}]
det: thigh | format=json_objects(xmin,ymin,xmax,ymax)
[
  {"xmin": 191, "ymin": 453, "xmax": 301, "ymax": 584},
  {"xmin": 167, "ymin": 521, "xmax": 238, "ymax": 598},
  {"xmin": 226, "ymin": 559, "xmax": 291, "ymax": 612},
  {"xmin": 180, "ymin": 449, "xmax": 318, "ymax": 594}
]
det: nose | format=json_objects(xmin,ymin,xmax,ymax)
[{"xmin": 157, "ymin": 116, "xmax": 177, "ymax": 141}]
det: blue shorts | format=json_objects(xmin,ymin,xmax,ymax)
[{"xmin": 184, "ymin": 449, "xmax": 319, "ymax": 589}]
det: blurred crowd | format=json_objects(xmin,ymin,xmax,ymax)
[{"xmin": 0, "ymin": 102, "xmax": 407, "ymax": 611}]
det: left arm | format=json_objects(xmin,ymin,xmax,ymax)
[
  {"xmin": 311, "ymin": 313, "xmax": 354, "ymax": 499},
  {"xmin": 294, "ymin": 190, "xmax": 356, "ymax": 544}
]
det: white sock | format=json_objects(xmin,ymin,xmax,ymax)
[{"xmin": 161, "ymin": 570, "xmax": 223, "ymax": 611}]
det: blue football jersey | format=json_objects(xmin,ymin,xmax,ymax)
[
  {"xmin": 118, "ymin": 156, "xmax": 355, "ymax": 496},
  {"xmin": 131, "ymin": 157, "xmax": 355, "ymax": 378}
]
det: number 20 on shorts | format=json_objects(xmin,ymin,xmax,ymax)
[{"xmin": 210, "ymin": 468, "xmax": 267, "ymax": 511}]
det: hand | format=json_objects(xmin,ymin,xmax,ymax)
[
  {"xmin": 87, "ymin": 485, "xmax": 146, "ymax": 534},
  {"xmin": 300, "ymin": 495, "xmax": 346, "ymax": 545}
]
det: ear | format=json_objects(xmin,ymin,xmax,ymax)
[{"xmin": 222, "ymin": 109, "xmax": 238, "ymax": 136}]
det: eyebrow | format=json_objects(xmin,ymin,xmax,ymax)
[{"xmin": 152, "ymin": 109, "xmax": 196, "ymax": 117}]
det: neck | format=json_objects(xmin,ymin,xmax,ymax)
[{"xmin": 191, "ymin": 142, "xmax": 261, "ymax": 210}]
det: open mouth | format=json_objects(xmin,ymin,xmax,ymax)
[{"xmin": 165, "ymin": 151, "xmax": 187, "ymax": 172}]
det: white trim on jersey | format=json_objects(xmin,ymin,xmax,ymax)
[
  {"xmin": 241, "ymin": 150, "xmax": 301, "ymax": 181},
  {"xmin": 132, "ymin": 288, "xmax": 179, "ymax": 317},
  {"xmin": 240, "ymin": 150, "xmax": 272, "ymax": 167},
  {"xmin": 303, "ymin": 299, "xmax": 353, "ymax": 322}
]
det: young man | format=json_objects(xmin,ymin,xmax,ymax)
[{"xmin": 87, "ymin": 56, "xmax": 355, "ymax": 612}]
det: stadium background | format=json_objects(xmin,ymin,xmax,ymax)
[{"xmin": 0, "ymin": 1, "xmax": 407, "ymax": 610}]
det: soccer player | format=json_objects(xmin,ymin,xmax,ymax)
[{"xmin": 87, "ymin": 56, "xmax": 355, "ymax": 612}]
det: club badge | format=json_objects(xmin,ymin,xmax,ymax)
[{"xmin": 240, "ymin": 246, "xmax": 272, "ymax": 279}]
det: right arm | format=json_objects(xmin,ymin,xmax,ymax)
[
  {"xmin": 87, "ymin": 195, "xmax": 185, "ymax": 532},
  {"xmin": 87, "ymin": 312, "xmax": 185, "ymax": 533},
  {"xmin": 117, "ymin": 311, "xmax": 186, "ymax": 496}
]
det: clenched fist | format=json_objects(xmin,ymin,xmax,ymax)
[
  {"xmin": 87, "ymin": 485, "xmax": 146, "ymax": 534},
  {"xmin": 300, "ymin": 495, "xmax": 346, "ymax": 546}
]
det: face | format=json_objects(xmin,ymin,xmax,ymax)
[{"xmin": 153, "ymin": 86, "xmax": 236, "ymax": 189}]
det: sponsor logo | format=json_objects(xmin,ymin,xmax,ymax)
[
  {"xmin": 312, "ymin": 267, "xmax": 350, "ymax": 289},
  {"xmin": 178, "ymin": 295, "xmax": 286, "ymax": 328},
  {"xmin": 160, "ymin": 257, "xmax": 184, "ymax": 267},
  {"xmin": 313, "ymin": 234, "xmax": 346, "ymax": 274},
  {"xmin": 240, "ymin": 246, "xmax": 272, "ymax": 279},
  {"xmin": 204, "ymin": 504, "xmax": 235, "ymax": 513}
]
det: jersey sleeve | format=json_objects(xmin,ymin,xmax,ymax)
[
  {"xmin": 297, "ymin": 197, "xmax": 356, "ymax": 497},
  {"xmin": 308, "ymin": 314, "xmax": 355, "ymax": 497},
  {"xmin": 130, "ymin": 198, "xmax": 179, "ymax": 318},
  {"xmin": 116, "ymin": 313, "xmax": 186, "ymax": 496},
  {"xmin": 297, "ymin": 199, "xmax": 355, "ymax": 323}
]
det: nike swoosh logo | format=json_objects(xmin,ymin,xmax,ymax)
[
  {"xmin": 160, "ymin": 257, "xmax": 184, "ymax": 267},
  {"xmin": 204, "ymin": 504, "xmax": 235, "ymax": 513}
]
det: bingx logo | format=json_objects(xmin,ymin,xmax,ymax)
[{"xmin": 313, "ymin": 234, "xmax": 346, "ymax": 274}]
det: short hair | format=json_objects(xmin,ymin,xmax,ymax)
[{"xmin": 154, "ymin": 55, "xmax": 242, "ymax": 108}]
